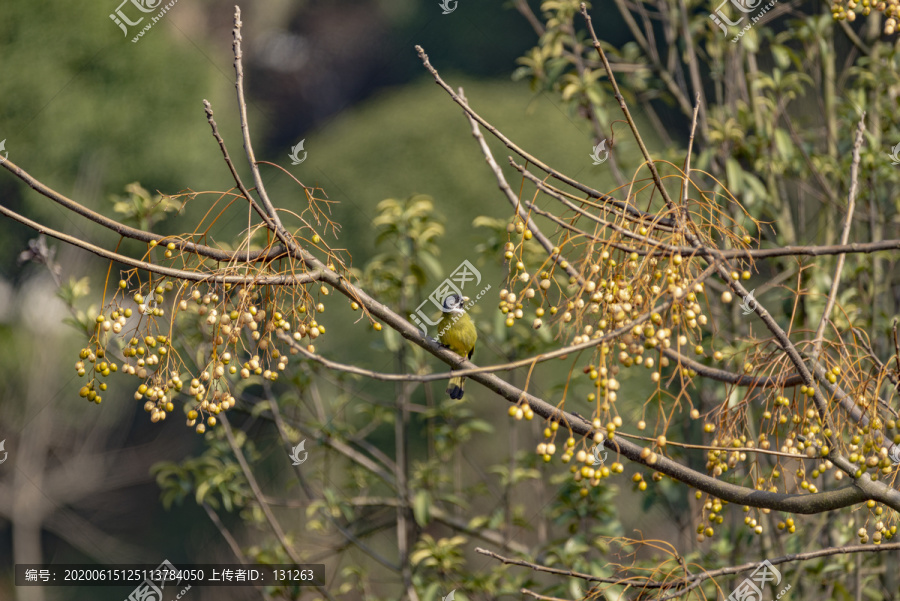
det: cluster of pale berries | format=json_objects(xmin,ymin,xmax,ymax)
[
  {"xmin": 856, "ymin": 516, "xmax": 897, "ymax": 544},
  {"xmin": 499, "ymin": 233, "xmax": 897, "ymax": 538},
  {"xmin": 831, "ymin": 0, "xmax": 900, "ymax": 32},
  {"xmin": 500, "ymin": 240, "xmax": 735, "ymax": 487},
  {"xmin": 76, "ymin": 279, "xmax": 331, "ymax": 432}
]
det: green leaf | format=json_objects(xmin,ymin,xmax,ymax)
[
  {"xmin": 465, "ymin": 419, "xmax": 494, "ymax": 434},
  {"xmin": 774, "ymin": 128, "xmax": 793, "ymax": 160},
  {"xmin": 409, "ymin": 548, "xmax": 433, "ymax": 566},
  {"xmin": 250, "ymin": 400, "xmax": 272, "ymax": 417},
  {"xmin": 726, "ymin": 158, "xmax": 743, "ymax": 193},
  {"xmin": 771, "ymin": 44, "xmax": 790, "ymax": 69},
  {"xmin": 418, "ymin": 251, "xmax": 444, "ymax": 280},
  {"xmin": 413, "ymin": 490, "xmax": 432, "ymax": 526},
  {"xmin": 383, "ymin": 324, "xmax": 400, "ymax": 352},
  {"xmin": 195, "ymin": 480, "xmax": 211, "ymax": 504},
  {"xmin": 742, "ymin": 172, "xmax": 768, "ymax": 205}
]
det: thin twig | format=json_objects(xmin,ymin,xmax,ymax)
[
  {"xmin": 851, "ymin": 326, "xmax": 900, "ymax": 400},
  {"xmin": 608, "ymin": 0, "xmax": 694, "ymax": 118},
  {"xmin": 682, "ymin": 95, "xmax": 701, "ymax": 208},
  {"xmin": 521, "ymin": 589, "xmax": 571, "ymax": 601},
  {"xmin": 219, "ymin": 413, "xmax": 304, "ymax": 566},
  {"xmin": 201, "ymin": 502, "xmax": 251, "ymax": 566},
  {"xmin": 232, "ymin": 7, "xmax": 303, "ymax": 261},
  {"xmin": 510, "ymin": 159, "xmax": 679, "ymax": 250},
  {"xmin": 1, "ymin": 158, "xmax": 286, "ymax": 264},
  {"xmin": 813, "ymin": 114, "xmax": 866, "ymax": 356},
  {"xmin": 259, "ymin": 385, "xmax": 401, "ymax": 574},
  {"xmin": 415, "ymin": 45, "xmax": 674, "ymax": 229},
  {"xmin": 513, "ymin": 0, "xmax": 545, "ymax": 36},
  {"xmin": 581, "ymin": 4, "xmax": 679, "ymax": 214},
  {"xmin": 476, "ymin": 547, "xmax": 659, "ymax": 587},
  {"xmin": 481, "ymin": 541, "xmax": 900, "ymax": 599},
  {"xmin": 202, "ymin": 99, "xmax": 273, "ymax": 229},
  {"xmin": 894, "ymin": 319, "xmax": 900, "ymax": 387},
  {"xmin": 459, "ymin": 88, "xmax": 583, "ymax": 284},
  {"xmin": 0, "ymin": 201, "xmax": 314, "ymax": 285},
  {"xmin": 279, "ymin": 324, "xmax": 804, "ymax": 390}
]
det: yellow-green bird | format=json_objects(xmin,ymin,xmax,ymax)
[{"xmin": 437, "ymin": 293, "xmax": 477, "ymax": 399}]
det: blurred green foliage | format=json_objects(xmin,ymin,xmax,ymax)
[
  {"xmin": 0, "ymin": 1, "xmax": 234, "ymax": 279},
  {"xmin": 5, "ymin": 0, "xmax": 900, "ymax": 599}
]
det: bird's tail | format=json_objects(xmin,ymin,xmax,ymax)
[{"xmin": 447, "ymin": 376, "xmax": 465, "ymax": 399}]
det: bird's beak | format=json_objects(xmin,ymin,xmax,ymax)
[{"xmin": 462, "ymin": 296, "xmax": 470, "ymax": 303}]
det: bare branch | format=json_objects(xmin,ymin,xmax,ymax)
[
  {"xmin": 0, "ymin": 200, "xmax": 313, "ymax": 285},
  {"xmin": 415, "ymin": 45, "xmax": 674, "ymax": 229},
  {"xmin": 459, "ymin": 88, "xmax": 584, "ymax": 284},
  {"xmin": 481, "ymin": 541, "xmax": 900, "ymax": 599},
  {"xmin": 0, "ymin": 158, "xmax": 286, "ymax": 264},
  {"xmin": 581, "ymin": 4, "xmax": 679, "ymax": 213},
  {"xmin": 202, "ymin": 99, "xmax": 274, "ymax": 229},
  {"xmin": 813, "ymin": 115, "xmax": 866, "ymax": 356},
  {"xmin": 219, "ymin": 413, "xmax": 303, "ymax": 566}
]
